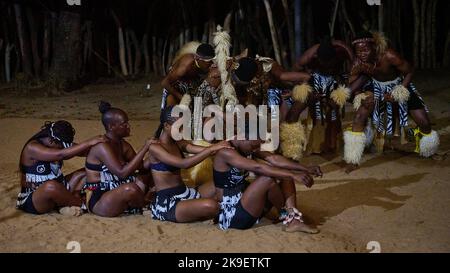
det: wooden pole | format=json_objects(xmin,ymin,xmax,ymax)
[
  {"xmin": 263, "ymin": 0, "xmax": 282, "ymax": 63},
  {"xmin": 111, "ymin": 10, "xmax": 128, "ymax": 76},
  {"xmin": 330, "ymin": 0, "xmax": 340, "ymax": 38},
  {"xmin": 14, "ymin": 3, "xmax": 32, "ymax": 77},
  {"xmin": 282, "ymin": 0, "xmax": 296, "ymax": 66},
  {"xmin": 294, "ymin": 0, "xmax": 302, "ymax": 59}
]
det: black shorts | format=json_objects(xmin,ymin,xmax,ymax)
[
  {"xmin": 150, "ymin": 185, "xmax": 200, "ymax": 222},
  {"xmin": 228, "ymin": 200, "xmax": 259, "ymax": 230},
  {"xmin": 17, "ymin": 192, "xmax": 41, "ymax": 215}
]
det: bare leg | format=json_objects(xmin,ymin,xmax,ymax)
[
  {"xmin": 174, "ymin": 198, "xmax": 219, "ymax": 223},
  {"xmin": 409, "ymin": 108, "xmax": 431, "ymax": 133},
  {"xmin": 277, "ymin": 179, "xmax": 318, "ymax": 233},
  {"xmin": 352, "ymin": 100, "xmax": 374, "ymax": 132},
  {"xmin": 32, "ymin": 180, "xmax": 82, "ymax": 214},
  {"xmin": 239, "ymin": 176, "xmax": 277, "ymax": 218},
  {"xmin": 62, "ymin": 169, "xmax": 86, "ymax": 201},
  {"xmin": 280, "ymin": 99, "xmax": 290, "ymax": 123},
  {"xmin": 197, "ymin": 181, "xmax": 216, "ymax": 199},
  {"xmin": 92, "ymin": 183, "xmax": 145, "ymax": 217},
  {"xmin": 286, "ymin": 100, "xmax": 309, "ymax": 123},
  {"xmin": 325, "ymin": 106, "xmax": 341, "ymax": 154}
]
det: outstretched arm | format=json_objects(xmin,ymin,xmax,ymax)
[
  {"xmin": 292, "ymin": 44, "xmax": 319, "ymax": 71},
  {"xmin": 27, "ymin": 135, "xmax": 106, "ymax": 162},
  {"xmin": 149, "ymin": 141, "xmax": 231, "ymax": 169},
  {"xmin": 218, "ymin": 149, "xmax": 314, "ymax": 188},
  {"xmin": 255, "ymin": 150, "xmax": 322, "ymax": 177},
  {"xmin": 177, "ymin": 140, "xmax": 210, "ymax": 154}
]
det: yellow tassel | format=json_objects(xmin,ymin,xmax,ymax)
[
  {"xmin": 292, "ymin": 84, "xmax": 312, "ymax": 103},
  {"xmin": 280, "ymin": 122, "xmax": 307, "ymax": 161},
  {"xmin": 330, "ymin": 85, "xmax": 350, "ymax": 108}
]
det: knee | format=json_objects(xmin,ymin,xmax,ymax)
[
  {"xmin": 122, "ymin": 184, "xmax": 142, "ymax": 199},
  {"xmin": 202, "ymin": 200, "xmax": 220, "ymax": 216},
  {"xmin": 258, "ymin": 176, "xmax": 276, "ymax": 187},
  {"xmin": 41, "ymin": 180, "xmax": 64, "ymax": 195}
]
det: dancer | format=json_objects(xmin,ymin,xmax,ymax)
[
  {"xmin": 344, "ymin": 31, "xmax": 439, "ymax": 173},
  {"xmin": 17, "ymin": 120, "xmax": 105, "ymax": 215}
]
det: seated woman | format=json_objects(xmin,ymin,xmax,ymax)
[
  {"xmin": 145, "ymin": 106, "xmax": 231, "ymax": 223},
  {"xmin": 84, "ymin": 102, "xmax": 153, "ymax": 217},
  {"xmin": 213, "ymin": 125, "xmax": 321, "ymax": 233},
  {"xmin": 17, "ymin": 120, "xmax": 105, "ymax": 215}
]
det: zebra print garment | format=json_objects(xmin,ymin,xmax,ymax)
[
  {"xmin": 310, "ymin": 72, "xmax": 338, "ymax": 122},
  {"xmin": 150, "ymin": 185, "xmax": 200, "ymax": 222},
  {"xmin": 369, "ymin": 77, "xmax": 427, "ymax": 136},
  {"xmin": 17, "ymin": 161, "xmax": 67, "ymax": 209},
  {"xmin": 267, "ymin": 88, "xmax": 294, "ymax": 108},
  {"xmin": 195, "ymin": 80, "xmax": 221, "ymax": 108},
  {"xmin": 94, "ymin": 164, "xmax": 136, "ymax": 192},
  {"xmin": 161, "ymin": 80, "xmax": 200, "ymax": 110},
  {"xmin": 83, "ymin": 164, "xmax": 140, "ymax": 214}
]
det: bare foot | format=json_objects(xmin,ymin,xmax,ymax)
[
  {"xmin": 59, "ymin": 206, "xmax": 83, "ymax": 217},
  {"xmin": 345, "ymin": 164, "xmax": 358, "ymax": 174},
  {"xmin": 285, "ymin": 219, "xmax": 319, "ymax": 234}
]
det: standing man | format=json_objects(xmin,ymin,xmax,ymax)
[{"xmin": 344, "ymin": 31, "xmax": 439, "ymax": 173}]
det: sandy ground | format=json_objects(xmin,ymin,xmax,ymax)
[{"xmin": 0, "ymin": 72, "xmax": 449, "ymax": 253}]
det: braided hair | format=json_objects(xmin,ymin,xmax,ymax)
[{"xmin": 28, "ymin": 121, "xmax": 75, "ymax": 148}]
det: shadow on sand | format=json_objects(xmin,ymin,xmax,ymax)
[{"xmin": 298, "ymin": 173, "xmax": 427, "ymax": 226}]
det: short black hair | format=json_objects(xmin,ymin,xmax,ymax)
[
  {"xmin": 154, "ymin": 106, "xmax": 178, "ymax": 137},
  {"xmin": 196, "ymin": 44, "xmax": 215, "ymax": 59},
  {"xmin": 98, "ymin": 101, "xmax": 126, "ymax": 129},
  {"xmin": 317, "ymin": 36, "xmax": 336, "ymax": 62},
  {"xmin": 234, "ymin": 57, "xmax": 257, "ymax": 83}
]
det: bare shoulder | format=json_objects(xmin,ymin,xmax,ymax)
[
  {"xmin": 216, "ymin": 147, "xmax": 239, "ymax": 159},
  {"xmin": 121, "ymin": 140, "xmax": 135, "ymax": 151},
  {"xmin": 26, "ymin": 140, "xmax": 43, "ymax": 151},
  {"xmin": 305, "ymin": 44, "xmax": 320, "ymax": 55},
  {"xmin": 148, "ymin": 142, "xmax": 164, "ymax": 153},
  {"xmin": 168, "ymin": 55, "xmax": 193, "ymax": 76},
  {"xmin": 385, "ymin": 48, "xmax": 403, "ymax": 61},
  {"xmin": 178, "ymin": 54, "xmax": 195, "ymax": 69}
]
